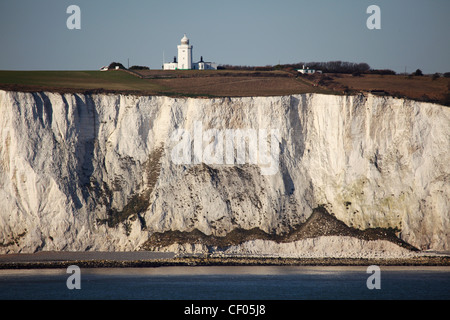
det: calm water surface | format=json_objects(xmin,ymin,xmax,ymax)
[{"xmin": 0, "ymin": 266, "xmax": 449, "ymax": 300}]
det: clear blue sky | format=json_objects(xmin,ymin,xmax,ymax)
[{"xmin": 0, "ymin": 0, "xmax": 449, "ymax": 73}]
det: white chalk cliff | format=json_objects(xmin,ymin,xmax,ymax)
[{"xmin": 0, "ymin": 90, "xmax": 448, "ymax": 254}]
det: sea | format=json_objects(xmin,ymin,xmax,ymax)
[{"xmin": 0, "ymin": 266, "xmax": 449, "ymax": 300}]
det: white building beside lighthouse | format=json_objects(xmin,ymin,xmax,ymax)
[{"xmin": 163, "ymin": 34, "xmax": 217, "ymax": 70}]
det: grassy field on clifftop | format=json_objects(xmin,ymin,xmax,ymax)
[
  {"xmin": 0, "ymin": 69, "xmax": 448, "ymax": 105},
  {"xmin": 0, "ymin": 69, "xmax": 326, "ymax": 97},
  {"xmin": 0, "ymin": 70, "xmax": 163, "ymax": 94}
]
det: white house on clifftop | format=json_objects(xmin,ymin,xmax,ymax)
[
  {"xmin": 297, "ymin": 65, "xmax": 322, "ymax": 74},
  {"xmin": 163, "ymin": 34, "xmax": 218, "ymax": 70}
]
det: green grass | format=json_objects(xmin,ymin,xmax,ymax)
[
  {"xmin": 0, "ymin": 69, "xmax": 325, "ymax": 97},
  {"xmin": 1, "ymin": 70, "xmax": 447, "ymax": 104},
  {"xmin": 0, "ymin": 70, "xmax": 164, "ymax": 93}
]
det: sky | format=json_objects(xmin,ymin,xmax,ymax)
[{"xmin": 0, "ymin": 0, "xmax": 449, "ymax": 74}]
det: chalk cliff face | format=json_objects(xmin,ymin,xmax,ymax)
[{"xmin": 0, "ymin": 90, "xmax": 448, "ymax": 253}]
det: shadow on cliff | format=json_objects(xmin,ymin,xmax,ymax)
[{"xmin": 61, "ymin": 93, "xmax": 99, "ymax": 210}]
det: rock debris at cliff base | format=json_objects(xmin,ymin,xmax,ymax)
[{"xmin": 143, "ymin": 206, "xmax": 418, "ymax": 254}]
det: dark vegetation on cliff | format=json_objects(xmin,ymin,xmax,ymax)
[{"xmin": 142, "ymin": 206, "xmax": 418, "ymax": 251}]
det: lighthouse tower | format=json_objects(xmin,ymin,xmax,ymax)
[{"xmin": 177, "ymin": 34, "xmax": 193, "ymax": 70}]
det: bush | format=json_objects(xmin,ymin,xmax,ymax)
[
  {"xmin": 253, "ymin": 66, "xmax": 273, "ymax": 71},
  {"xmin": 220, "ymin": 61, "xmax": 371, "ymax": 74},
  {"xmin": 367, "ymin": 69, "xmax": 396, "ymax": 75},
  {"xmin": 301, "ymin": 61, "xmax": 370, "ymax": 74},
  {"xmin": 108, "ymin": 62, "xmax": 126, "ymax": 70},
  {"xmin": 129, "ymin": 65, "xmax": 150, "ymax": 70},
  {"xmin": 432, "ymin": 73, "xmax": 440, "ymax": 80}
]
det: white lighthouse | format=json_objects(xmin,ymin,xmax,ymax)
[
  {"xmin": 163, "ymin": 34, "xmax": 217, "ymax": 70},
  {"xmin": 177, "ymin": 34, "xmax": 192, "ymax": 70}
]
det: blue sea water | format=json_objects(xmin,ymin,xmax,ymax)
[{"xmin": 0, "ymin": 266, "xmax": 449, "ymax": 300}]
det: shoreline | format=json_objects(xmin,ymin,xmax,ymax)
[{"xmin": 0, "ymin": 253, "xmax": 449, "ymax": 269}]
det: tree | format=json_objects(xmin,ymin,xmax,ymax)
[
  {"xmin": 368, "ymin": 69, "xmax": 396, "ymax": 75},
  {"xmin": 108, "ymin": 62, "xmax": 126, "ymax": 70},
  {"xmin": 431, "ymin": 73, "xmax": 440, "ymax": 80},
  {"xmin": 413, "ymin": 69, "xmax": 423, "ymax": 76},
  {"xmin": 129, "ymin": 65, "xmax": 150, "ymax": 70}
]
